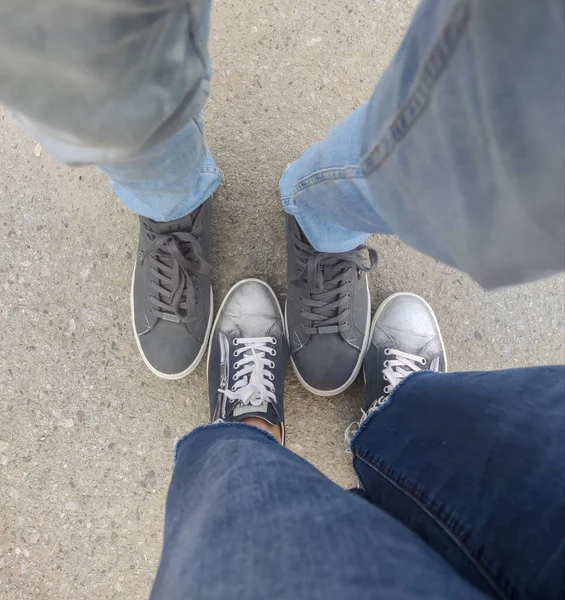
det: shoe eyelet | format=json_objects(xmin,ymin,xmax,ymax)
[
  {"xmin": 233, "ymin": 338, "xmax": 239, "ymax": 345},
  {"xmin": 232, "ymin": 374, "xmax": 238, "ymax": 381},
  {"xmin": 270, "ymin": 349, "xmax": 277, "ymax": 356},
  {"xmin": 233, "ymin": 351, "xmax": 239, "ymax": 357},
  {"xmin": 345, "ymin": 321, "xmax": 350, "ymax": 327},
  {"xmin": 383, "ymin": 374, "xmax": 388, "ymax": 382},
  {"xmin": 421, "ymin": 358, "xmax": 427, "ymax": 366},
  {"xmin": 269, "ymin": 361, "xmax": 275, "ymax": 368},
  {"xmin": 384, "ymin": 348, "xmax": 391, "ymax": 355},
  {"xmin": 346, "ymin": 293, "xmax": 351, "ymax": 298},
  {"xmin": 233, "ymin": 361, "xmax": 239, "ymax": 369},
  {"xmin": 270, "ymin": 337, "xmax": 277, "ymax": 345},
  {"xmin": 384, "ymin": 360, "xmax": 390, "ymax": 368},
  {"xmin": 195, "ymin": 275, "xmax": 199, "ymax": 280},
  {"xmin": 384, "ymin": 385, "xmax": 391, "ymax": 394},
  {"xmin": 195, "ymin": 286, "xmax": 199, "ymax": 292}
]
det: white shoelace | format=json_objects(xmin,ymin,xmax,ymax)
[
  {"xmin": 219, "ymin": 337, "xmax": 277, "ymax": 408},
  {"xmin": 369, "ymin": 348, "xmax": 426, "ymax": 413},
  {"xmin": 345, "ymin": 348, "xmax": 427, "ymax": 446}
]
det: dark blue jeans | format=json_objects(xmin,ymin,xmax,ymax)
[{"xmin": 150, "ymin": 367, "xmax": 565, "ymax": 600}]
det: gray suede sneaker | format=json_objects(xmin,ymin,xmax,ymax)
[
  {"xmin": 363, "ymin": 293, "xmax": 447, "ymax": 415},
  {"xmin": 131, "ymin": 199, "xmax": 213, "ymax": 379},
  {"xmin": 285, "ymin": 216, "xmax": 377, "ymax": 396},
  {"xmin": 207, "ymin": 279, "xmax": 288, "ymax": 443}
]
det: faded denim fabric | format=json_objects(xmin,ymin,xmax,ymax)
[
  {"xmin": 280, "ymin": 0, "xmax": 565, "ymax": 288},
  {"xmin": 0, "ymin": 0, "xmax": 213, "ymax": 163},
  {"xmin": 151, "ymin": 425, "xmax": 486, "ymax": 600},
  {"xmin": 1, "ymin": 0, "xmax": 563, "ymax": 282},
  {"xmin": 150, "ymin": 366, "xmax": 565, "ymax": 599},
  {"xmin": 100, "ymin": 118, "xmax": 223, "ymax": 222},
  {"xmin": 351, "ymin": 366, "xmax": 565, "ymax": 599}
]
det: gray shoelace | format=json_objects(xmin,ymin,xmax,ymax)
[
  {"xmin": 141, "ymin": 216, "xmax": 210, "ymax": 323},
  {"xmin": 291, "ymin": 231, "xmax": 377, "ymax": 335}
]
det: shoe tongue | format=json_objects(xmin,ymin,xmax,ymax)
[
  {"xmin": 232, "ymin": 403, "xmax": 281, "ymax": 431},
  {"xmin": 236, "ymin": 322, "xmax": 274, "ymax": 338},
  {"xmin": 233, "ymin": 401, "xmax": 270, "ymax": 418},
  {"xmin": 220, "ymin": 312, "xmax": 277, "ymax": 339}
]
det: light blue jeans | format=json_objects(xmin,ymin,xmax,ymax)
[{"xmin": 101, "ymin": 0, "xmax": 564, "ymax": 289}]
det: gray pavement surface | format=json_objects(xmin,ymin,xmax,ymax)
[{"xmin": 1, "ymin": 1, "xmax": 564, "ymax": 598}]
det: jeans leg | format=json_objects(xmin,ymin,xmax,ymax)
[
  {"xmin": 100, "ymin": 117, "xmax": 223, "ymax": 222},
  {"xmin": 150, "ymin": 423, "xmax": 488, "ymax": 600},
  {"xmin": 280, "ymin": 0, "xmax": 565, "ymax": 288},
  {"xmin": 4, "ymin": 0, "xmax": 220, "ymax": 222},
  {"xmin": 350, "ymin": 366, "xmax": 565, "ymax": 599}
]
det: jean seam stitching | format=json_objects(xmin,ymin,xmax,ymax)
[
  {"xmin": 352, "ymin": 451, "xmax": 508, "ymax": 600},
  {"xmin": 201, "ymin": 165, "xmax": 224, "ymax": 180},
  {"xmin": 281, "ymin": 165, "xmax": 364, "ymax": 205},
  {"xmin": 360, "ymin": 0, "xmax": 472, "ymax": 176}
]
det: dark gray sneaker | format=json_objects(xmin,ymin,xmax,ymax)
[
  {"xmin": 131, "ymin": 199, "xmax": 213, "ymax": 379},
  {"xmin": 285, "ymin": 215, "xmax": 377, "ymax": 396},
  {"xmin": 207, "ymin": 279, "xmax": 288, "ymax": 443},
  {"xmin": 363, "ymin": 293, "xmax": 447, "ymax": 415}
]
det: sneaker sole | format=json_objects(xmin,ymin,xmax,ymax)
[
  {"xmin": 363, "ymin": 292, "xmax": 448, "ymax": 384},
  {"xmin": 284, "ymin": 276, "xmax": 372, "ymax": 397},
  {"xmin": 130, "ymin": 264, "xmax": 214, "ymax": 380},
  {"xmin": 206, "ymin": 278, "xmax": 286, "ymax": 444}
]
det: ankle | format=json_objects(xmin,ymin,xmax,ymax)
[{"xmin": 241, "ymin": 417, "xmax": 283, "ymax": 444}]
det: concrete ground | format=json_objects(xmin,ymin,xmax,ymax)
[{"xmin": 0, "ymin": 1, "xmax": 563, "ymax": 598}]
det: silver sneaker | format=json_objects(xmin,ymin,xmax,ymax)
[
  {"xmin": 363, "ymin": 292, "xmax": 447, "ymax": 415},
  {"xmin": 207, "ymin": 279, "xmax": 289, "ymax": 443}
]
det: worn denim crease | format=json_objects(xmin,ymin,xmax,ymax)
[
  {"xmin": 352, "ymin": 451, "xmax": 508, "ymax": 599},
  {"xmin": 280, "ymin": 166, "xmax": 365, "ymax": 206},
  {"xmin": 152, "ymin": 367, "xmax": 564, "ymax": 599},
  {"xmin": 349, "ymin": 370, "xmax": 423, "ymax": 449},
  {"xmin": 174, "ymin": 421, "xmax": 277, "ymax": 464},
  {"xmin": 4, "ymin": 0, "xmax": 562, "ymax": 285},
  {"xmin": 350, "ymin": 370, "xmax": 509, "ymax": 600},
  {"xmin": 281, "ymin": 1, "xmax": 471, "ymax": 205},
  {"xmin": 361, "ymin": 0, "xmax": 471, "ymax": 174}
]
